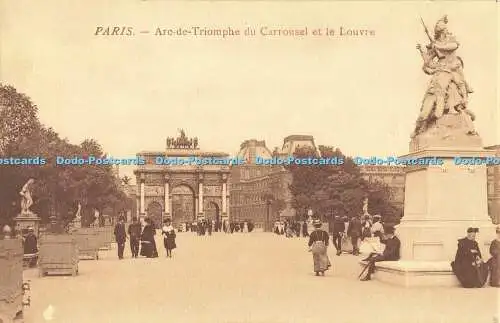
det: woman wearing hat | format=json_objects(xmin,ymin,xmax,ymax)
[
  {"xmin": 140, "ymin": 218, "xmax": 158, "ymax": 258},
  {"xmin": 487, "ymin": 225, "xmax": 500, "ymax": 287},
  {"xmin": 161, "ymin": 218, "xmax": 176, "ymax": 258},
  {"xmin": 307, "ymin": 219, "xmax": 331, "ymax": 276},
  {"xmin": 451, "ymin": 227, "xmax": 487, "ymax": 288}
]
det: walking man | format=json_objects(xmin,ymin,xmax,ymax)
[
  {"xmin": 114, "ymin": 216, "xmax": 127, "ymax": 259},
  {"xmin": 127, "ymin": 217, "xmax": 141, "ymax": 258},
  {"xmin": 347, "ymin": 215, "xmax": 363, "ymax": 256},
  {"xmin": 332, "ymin": 216, "xmax": 346, "ymax": 256}
]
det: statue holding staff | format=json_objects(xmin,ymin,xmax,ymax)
[{"xmin": 413, "ymin": 15, "xmax": 476, "ymax": 136}]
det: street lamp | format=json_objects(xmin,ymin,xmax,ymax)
[{"xmin": 266, "ymin": 199, "xmax": 271, "ymax": 232}]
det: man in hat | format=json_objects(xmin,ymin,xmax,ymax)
[
  {"xmin": 347, "ymin": 215, "xmax": 363, "ymax": 256},
  {"xmin": 332, "ymin": 216, "xmax": 346, "ymax": 256},
  {"xmin": 114, "ymin": 216, "xmax": 127, "ymax": 259},
  {"xmin": 127, "ymin": 217, "xmax": 141, "ymax": 258},
  {"xmin": 451, "ymin": 227, "xmax": 487, "ymax": 288},
  {"xmin": 23, "ymin": 227, "xmax": 38, "ymax": 267},
  {"xmin": 360, "ymin": 226, "xmax": 400, "ymax": 281}
]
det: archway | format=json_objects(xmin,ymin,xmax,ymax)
[
  {"xmin": 146, "ymin": 201, "xmax": 162, "ymax": 229},
  {"xmin": 204, "ymin": 201, "xmax": 220, "ymax": 230},
  {"xmin": 171, "ymin": 184, "xmax": 195, "ymax": 228}
]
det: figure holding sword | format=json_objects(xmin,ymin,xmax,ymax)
[{"xmin": 413, "ymin": 15, "xmax": 475, "ymax": 136}]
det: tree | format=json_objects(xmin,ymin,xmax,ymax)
[
  {"xmin": 286, "ymin": 145, "xmax": 395, "ymax": 223},
  {"xmin": 0, "ymin": 85, "xmax": 131, "ymax": 227},
  {"xmin": 0, "ymin": 84, "xmax": 40, "ymax": 153}
]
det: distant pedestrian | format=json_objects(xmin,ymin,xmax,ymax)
[
  {"xmin": 302, "ymin": 221, "xmax": 309, "ymax": 237},
  {"xmin": 114, "ymin": 216, "xmax": 127, "ymax": 259},
  {"xmin": 332, "ymin": 216, "xmax": 345, "ymax": 256},
  {"xmin": 207, "ymin": 220, "xmax": 212, "ymax": 236},
  {"xmin": 308, "ymin": 219, "xmax": 331, "ymax": 276},
  {"xmin": 361, "ymin": 215, "xmax": 372, "ymax": 241},
  {"xmin": 162, "ymin": 219, "xmax": 176, "ymax": 258},
  {"xmin": 140, "ymin": 217, "xmax": 158, "ymax": 258},
  {"xmin": 347, "ymin": 215, "xmax": 363, "ymax": 256},
  {"xmin": 127, "ymin": 217, "xmax": 141, "ymax": 258}
]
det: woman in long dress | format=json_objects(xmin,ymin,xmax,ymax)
[
  {"xmin": 451, "ymin": 227, "xmax": 487, "ymax": 288},
  {"xmin": 307, "ymin": 219, "xmax": 331, "ymax": 276},
  {"xmin": 487, "ymin": 225, "xmax": 500, "ymax": 287},
  {"xmin": 140, "ymin": 218, "xmax": 158, "ymax": 258},
  {"xmin": 162, "ymin": 219, "xmax": 176, "ymax": 258}
]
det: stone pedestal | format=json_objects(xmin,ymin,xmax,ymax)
[
  {"xmin": 14, "ymin": 212, "xmax": 41, "ymax": 237},
  {"xmin": 379, "ymin": 143, "xmax": 497, "ymax": 287}
]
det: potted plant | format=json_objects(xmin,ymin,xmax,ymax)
[{"xmin": 38, "ymin": 215, "xmax": 79, "ymax": 276}]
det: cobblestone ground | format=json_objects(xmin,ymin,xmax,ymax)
[{"xmin": 23, "ymin": 232, "xmax": 498, "ymax": 323}]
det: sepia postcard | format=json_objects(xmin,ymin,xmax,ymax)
[{"xmin": 0, "ymin": 1, "xmax": 499, "ymax": 322}]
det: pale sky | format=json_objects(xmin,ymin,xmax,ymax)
[{"xmin": 1, "ymin": 0, "xmax": 498, "ymax": 181}]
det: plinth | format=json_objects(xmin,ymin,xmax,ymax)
[
  {"xmin": 14, "ymin": 212, "xmax": 41, "ymax": 237},
  {"xmin": 374, "ymin": 116, "xmax": 497, "ymax": 287}
]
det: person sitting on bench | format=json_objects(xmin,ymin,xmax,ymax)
[
  {"xmin": 359, "ymin": 226, "xmax": 400, "ymax": 281},
  {"xmin": 23, "ymin": 227, "xmax": 38, "ymax": 267}
]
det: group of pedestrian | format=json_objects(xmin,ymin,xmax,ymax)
[
  {"xmin": 331, "ymin": 214, "xmax": 384, "ymax": 256},
  {"xmin": 306, "ymin": 215, "xmax": 500, "ymax": 288},
  {"xmin": 185, "ymin": 220, "xmax": 255, "ymax": 235},
  {"xmin": 274, "ymin": 220, "xmax": 309, "ymax": 237},
  {"xmin": 307, "ymin": 217, "xmax": 400, "ymax": 280},
  {"xmin": 114, "ymin": 216, "xmax": 177, "ymax": 259},
  {"xmin": 225, "ymin": 220, "xmax": 254, "ymax": 233}
]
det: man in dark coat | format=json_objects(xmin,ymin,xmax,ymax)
[
  {"xmin": 23, "ymin": 227, "xmax": 38, "ymax": 267},
  {"xmin": 127, "ymin": 217, "xmax": 141, "ymax": 258},
  {"xmin": 23, "ymin": 227, "xmax": 38, "ymax": 254},
  {"xmin": 451, "ymin": 227, "xmax": 487, "ymax": 288},
  {"xmin": 347, "ymin": 215, "xmax": 363, "ymax": 256},
  {"xmin": 302, "ymin": 221, "xmax": 309, "ymax": 237},
  {"xmin": 332, "ymin": 216, "xmax": 346, "ymax": 256},
  {"xmin": 114, "ymin": 216, "xmax": 127, "ymax": 259},
  {"xmin": 360, "ymin": 226, "xmax": 400, "ymax": 281}
]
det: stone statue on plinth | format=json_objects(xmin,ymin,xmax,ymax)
[
  {"xmin": 412, "ymin": 16, "xmax": 478, "ymax": 145},
  {"xmin": 16, "ymin": 178, "xmax": 41, "ymax": 236},
  {"xmin": 72, "ymin": 203, "xmax": 82, "ymax": 229},
  {"xmin": 362, "ymin": 197, "xmax": 369, "ymax": 216},
  {"xmin": 382, "ymin": 16, "xmax": 497, "ymax": 287},
  {"xmin": 19, "ymin": 178, "xmax": 35, "ymax": 215}
]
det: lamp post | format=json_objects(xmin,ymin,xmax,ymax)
[{"xmin": 266, "ymin": 199, "xmax": 271, "ymax": 232}]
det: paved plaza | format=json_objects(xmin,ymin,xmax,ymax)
[{"xmin": 23, "ymin": 232, "xmax": 498, "ymax": 323}]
